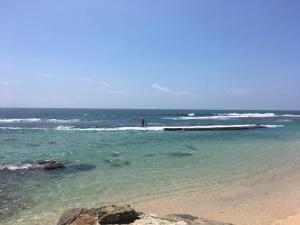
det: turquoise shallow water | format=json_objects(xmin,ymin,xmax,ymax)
[{"xmin": 0, "ymin": 108, "xmax": 300, "ymax": 224}]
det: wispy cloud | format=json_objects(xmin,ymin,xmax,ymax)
[
  {"xmin": 152, "ymin": 84, "xmax": 192, "ymax": 96},
  {"xmin": 80, "ymin": 77, "xmax": 111, "ymax": 88},
  {"xmin": 80, "ymin": 77, "xmax": 127, "ymax": 95},
  {"xmin": 225, "ymin": 88, "xmax": 254, "ymax": 96},
  {"xmin": 0, "ymin": 80, "xmax": 18, "ymax": 86}
]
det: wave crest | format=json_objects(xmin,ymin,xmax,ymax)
[
  {"xmin": 163, "ymin": 113, "xmax": 300, "ymax": 120},
  {"xmin": 0, "ymin": 118, "xmax": 80, "ymax": 123}
]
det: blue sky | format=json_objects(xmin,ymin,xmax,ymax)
[{"xmin": 0, "ymin": 0, "xmax": 300, "ymax": 109}]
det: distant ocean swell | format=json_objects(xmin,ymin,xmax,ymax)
[{"xmin": 1, "ymin": 113, "xmax": 300, "ymax": 124}]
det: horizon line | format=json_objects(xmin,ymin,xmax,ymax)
[{"xmin": 0, "ymin": 107, "xmax": 299, "ymax": 111}]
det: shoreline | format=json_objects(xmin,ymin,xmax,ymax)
[{"xmin": 2, "ymin": 150, "xmax": 300, "ymax": 225}]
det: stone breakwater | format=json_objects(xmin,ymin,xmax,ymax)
[{"xmin": 57, "ymin": 205, "xmax": 233, "ymax": 225}]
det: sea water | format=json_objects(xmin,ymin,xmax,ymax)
[{"xmin": 0, "ymin": 108, "xmax": 300, "ymax": 225}]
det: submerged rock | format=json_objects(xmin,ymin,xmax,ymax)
[
  {"xmin": 68, "ymin": 164, "xmax": 96, "ymax": 172},
  {"xmin": 103, "ymin": 159, "xmax": 131, "ymax": 168},
  {"xmin": 57, "ymin": 205, "xmax": 233, "ymax": 225},
  {"xmin": 167, "ymin": 152, "xmax": 193, "ymax": 157},
  {"xmin": 186, "ymin": 146, "xmax": 199, "ymax": 151},
  {"xmin": 110, "ymin": 151, "xmax": 120, "ymax": 157},
  {"xmin": 27, "ymin": 143, "xmax": 40, "ymax": 147}
]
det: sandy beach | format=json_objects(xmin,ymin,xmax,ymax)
[
  {"xmin": 133, "ymin": 162, "xmax": 300, "ymax": 225},
  {"xmin": 272, "ymin": 213, "xmax": 300, "ymax": 225}
]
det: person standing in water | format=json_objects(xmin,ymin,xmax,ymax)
[{"xmin": 141, "ymin": 118, "xmax": 145, "ymax": 127}]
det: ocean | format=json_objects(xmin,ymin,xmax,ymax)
[{"xmin": 1, "ymin": 108, "xmax": 300, "ymax": 225}]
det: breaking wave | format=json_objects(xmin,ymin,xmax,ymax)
[
  {"xmin": 0, "ymin": 118, "xmax": 80, "ymax": 123},
  {"xmin": 0, "ymin": 118, "xmax": 41, "ymax": 123},
  {"xmin": 0, "ymin": 124, "xmax": 284, "ymax": 131},
  {"xmin": 163, "ymin": 113, "xmax": 300, "ymax": 120},
  {"xmin": 0, "ymin": 127, "xmax": 46, "ymax": 130},
  {"xmin": 55, "ymin": 124, "xmax": 283, "ymax": 131}
]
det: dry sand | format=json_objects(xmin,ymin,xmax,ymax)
[
  {"xmin": 133, "ymin": 165, "xmax": 300, "ymax": 225},
  {"xmin": 271, "ymin": 213, "xmax": 300, "ymax": 225}
]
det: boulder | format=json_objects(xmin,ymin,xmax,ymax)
[
  {"xmin": 57, "ymin": 208, "xmax": 97, "ymax": 225},
  {"xmin": 97, "ymin": 205, "xmax": 140, "ymax": 224},
  {"xmin": 57, "ymin": 205, "xmax": 233, "ymax": 225}
]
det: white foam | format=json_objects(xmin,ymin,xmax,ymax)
[
  {"xmin": 188, "ymin": 113, "xmax": 195, "ymax": 117},
  {"xmin": 163, "ymin": 113, "xmax": 300, "ymax": 120},
  {"xmin": 45, "ymin": 119, "xmax": 80, "ymax": 123},
  {"xmin": 55, "ymin": 126, "xmax": 164, "ymax": 131},
  {"xmin": 0, "ymin": 118, "xmax": 41, "ymax": 123},
  {"xmin": 0, "ymin": 118, "xmax": 80, "ymax": 123},
  {"xmin": 55, "ymin": 124, "xmax": 283, "ymax": 131},
  {"xmin": 55, "ymin": 126, "xmax": 76, "ymax": 130},
  {"xmin": 264, "ymin": 125, "xmax": 285, "ymax": 128},
  {"xmin": 0, "ymin": 127, "xmax": 46, "ymax": 130},
  {"xmin": 281, "ymin": 114, "xmax": 300, "ymax": 118},
  {"xmin": 0, "ymin": 163, "xmax": 39, "ymax": 171}
]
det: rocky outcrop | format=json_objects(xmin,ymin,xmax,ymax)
[
  {"xmin": 58, "ymin": 205, "xmax": 140, "ymax": 225},
  {"xmin": 57, "ymin": 205, "xmax": 233, "ymax": 225},
  {"xmin": 97, "ymin": 205, "xmax": 140, "ymax": 224},
  {"xmin": 38, "ymin": 160, "xmax": 65, "ymax": 170}
]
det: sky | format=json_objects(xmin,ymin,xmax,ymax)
[{"xmin": 0, "ymin": 0, "xmax": 300, "ymax": 110}]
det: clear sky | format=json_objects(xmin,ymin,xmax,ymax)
[{"xmin": 0, "ymin": 0, "xmax": 300, "ymax": 109}]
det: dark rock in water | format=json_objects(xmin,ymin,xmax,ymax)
[
  {"xmin": 103, "ymin": 159, "xmax": 113, "ymax": 164},
  {"xmin": 38, "ymin": 160, "xmax": 65, "ymax": 170},
  {"xmin": 167, "ymin": 152, "xmax": 193, "ymax": 157},
  {"xmin": 27, "ymin": 143, "xmax": 40, "ymax": 147},
  {"xmin": 48, "ymin": 141, "xmax": 57, "ymax": 145},
  {"xmin": 97, "ymin": 205, "xmax": 140, "ymax": 224},
  {"xmin": 186, "ymin": 145, "xmax": 199, "ymax": 151},
  {"xmin": 1, "ymin": 138, "xmax": 17, "ymax": 142},
  {"xmin": 104, "ymin": 159, "xmax": 131, "ymax": 168},
  {"xmin": 47, "ymin": 164, "xmax": 96, "ymax": 174},
  {"xmin": 110, "ymin": 151, "xmax": 120, "ymax": 157},
  {"xmin": 111, "ymin": 162, "xmax": 123, "ymax": 168},
  {"xmin": 69, "ymin": 164, "xmax": 96, "ymax": 172},
  {"xmin": 123, "ymin": 161, "xmax": 131, "ymax": 166},
  {"xmin": 111, "ymin": 159, "xmax": 131, "ymax": 168}
]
